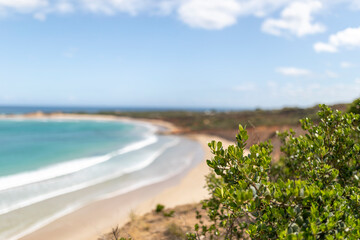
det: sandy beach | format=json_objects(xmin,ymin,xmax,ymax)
[{"xmin": 2, "ymin": 113, "xmax": 234, "ymax": 240}]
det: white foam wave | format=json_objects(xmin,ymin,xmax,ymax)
[
  {"xmin": 0, "ymin": 139, "xmax": 179, "ymax": 216},
  {"xmin": 0, "ymin": 135, "xmax": 158, "ymax": 192},
  {"xmin": 0, "ymin": 180, "xmax": 103, "ymax": 216},
  {"xmin": 99, "ymin": 154, "xmax": 195, "ymax": 201},
  {"xmin": 4, "ymin": 152, "xmax": 195, "ymax": 240},
  {"xmin": 121, "ymin": 139, "xmax": 179, "ymax": 174},
  {"xmin": 4, "ymin": 203, "xmax": 85, "ymax": 240}
]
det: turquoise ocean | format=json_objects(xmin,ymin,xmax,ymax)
[{"xmin": 0, "ymin": 118, "xmax": 203, "ymax": 239}]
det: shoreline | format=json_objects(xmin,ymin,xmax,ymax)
[
  {"xmin": 0, "ymin": 112, "xmax": 180, "ymax": 135},
  {"xmin": 2, "ymin": 113, "xmax": 233, "ymax": 240}
]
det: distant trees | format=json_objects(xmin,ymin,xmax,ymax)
[{"xmin": 188, "ymin": 105, "xmax": 360, "ymax": 239}]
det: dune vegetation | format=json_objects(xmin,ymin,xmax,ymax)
[{"xmin": 188, "ymin": 104, "xmax": 360, "ymax": 239}]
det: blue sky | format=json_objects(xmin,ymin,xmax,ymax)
[{"xmin": 0, "ymin": 0, "xmax": 359, "ymax": 109}]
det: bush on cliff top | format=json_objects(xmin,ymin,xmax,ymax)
[
  {"xmin": 348, "ymin": 98, "xmax": 360, "ymax": 115},
  {"xmin": 188, "ymin": 105, "xmax": 360, "ymax": 240}
]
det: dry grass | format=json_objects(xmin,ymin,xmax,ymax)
[{"xmin": 100, "ymin": 203, "xmax": 209, "ymax": 240}]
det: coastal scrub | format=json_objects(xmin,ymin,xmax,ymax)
[{"xmin": 188, "ymin": 105, "xmax": 360, "ymax": 239}]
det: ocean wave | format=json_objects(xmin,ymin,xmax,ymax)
[
  {"xmin": 0, "ymin": 135, "xmax": 158, "ymax": 192},
  {"xmin": 4, "ymin": 203, "xmax": 85, "ymax": 240},
  {"xmin": 98, "ymin": 152, "xmax": 196, "ymax": 201},
  {"xmin": 3, "ymin": 152, "xmax": 195, "ymax": 240},
  {"xmin": 0, "ymin": 138, "xmax": 179, "ymax": 216}
]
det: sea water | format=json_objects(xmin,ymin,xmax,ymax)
[{"xmin": 0, "ymin": 119, "xmax": 203, "ymax": 240}]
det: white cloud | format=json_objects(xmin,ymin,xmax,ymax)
[
  {"xmin": 0, "ymin": 0, "xmax": 47, "ymax": 10},
  {"xmin": 0, "ymin": 0, "xmax": 295, "ymax": 29},
  {"xmin": 78, "ymin": 0, "xmax": 181, "ymax": 16},
  {"xmin": 262, "ymin": 1, "xmax": 326, "ymax": 37},
  {"xmin": 349, "ymin": 0, "xmax": 360, "ymax": 10},
  {"xmin": 34, "ymin": 11, "xmax": 46, "ymax": 20},
  {"xmin": 267, "ymin": 79, "xmax": 360, "ymax": 105},
  {"xmin": 31, "ymin": 1, "xmax": 74, "ymax": 20},
  {"xmin": 177, "ymin": 0, "xmax": 241, "ymax": 30},
  {"xmin": 56, "ymin": 1, "xmax": 74, "ymax": 14},
  {"xmin": 325, "ymin": 70, "xmax": 338, "ymax": 78},
  {"xmin": 0, "ymin": 0, "xmax": 358, "ymax": 35},
  {"xmin": 156, "ymin": 1, "xmax": 179, "ymax": 15},
  {"xmin": 341, "ymin": 61, "xmax": 354, "ymax": 68},
  {"xmin": 0, "ymin": 0, "xmax": 75, "ymax": 20},
  {"xmin": 80, "ymin": 0, "xmax": 115, "ymax": 15},
  {"xmin": 314, "ymin": 42, "xmax": 337, "ymax": 53},
  {"xmin": 314, "ymin": 26, "xmax": 360, "ymax": 53},
  {"xmin": 276, "ymin": 68, "xmax": 339, "ymax": 79},
  {"xmin": 82, "ymin": 0, "xmax": 151, "ymax": 16},
  {"xmin": 276, "ymin": 67, "xmax": 312, "ymax": 77}
]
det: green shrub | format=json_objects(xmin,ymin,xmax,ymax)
[
  {"xmin": 348, "ymin": 98, "xmax": 360, "ymax": 115},
  {"xmin": 188, "ymin": 105, "xmax": 360, "ymax": 240},
  {"xmin": 163, "ymin": 210, "xmax": 175, "ymax": 217},
  {"xmin": 156, "ymin": 204, "xmax": 165, "ymax": 213}
]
